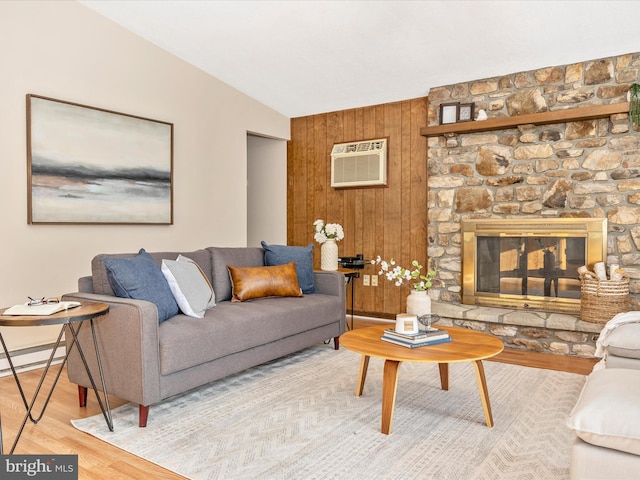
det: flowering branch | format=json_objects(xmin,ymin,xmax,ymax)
[{"xmin": 371, "ymin": 256, "xmax": 437, "ymax": 291}]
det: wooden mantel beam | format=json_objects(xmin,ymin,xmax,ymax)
[{"xmin": 420, "ymin": 102, "xmax": 630, "ymax": 138}]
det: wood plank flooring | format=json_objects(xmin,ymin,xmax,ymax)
[{"xmin": 0, "ymin": 318, "xmax": 596, "ymax": 479}]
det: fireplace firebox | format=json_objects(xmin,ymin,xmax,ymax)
[{"xmin": 461, "ymin": 218, "xmax": 607, "ymax": 314}]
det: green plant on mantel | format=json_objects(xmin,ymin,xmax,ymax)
[{"xmin": 630, "ymin": 83, "xmax": 640, "ymax": 129}]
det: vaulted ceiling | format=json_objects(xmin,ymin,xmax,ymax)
[{"xmin": 80, "ymin": 0, "xmax": 640, "ymax": 118}]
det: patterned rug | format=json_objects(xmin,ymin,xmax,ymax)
[{"xmin": 72, "ymin": 344, "xmax": 585, "ymax": 480}]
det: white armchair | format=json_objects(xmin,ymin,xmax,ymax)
[
  {"xmin": 567, "ymin": 312, "xmax": 640, "ymax": 480},
  {"xmin": 601, "ymin": 322, "xmax": 640, "ymax": 369}
]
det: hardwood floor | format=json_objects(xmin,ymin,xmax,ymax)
[
  {"xmin": 0, "ymin": 319, "xmax": 596, "ymax": 479},
  {"xmin": 0, "ymin": 367, "xmax": 181, "ymax": 479}
]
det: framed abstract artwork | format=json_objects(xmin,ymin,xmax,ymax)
[{"xmin": 27, "ymin": 94, "xmax": 173, "ymax": 224}]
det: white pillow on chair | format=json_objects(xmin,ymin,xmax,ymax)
[
  {"xmin": 567, "ymin": 368, "xmax": 640, "ymax": 456},
  {"xmin": 604, "ymin": 323, "xmax": 640, "ymax": 359}
]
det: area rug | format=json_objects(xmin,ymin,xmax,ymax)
[{"xmin": 72, "ymin": 344, "xmax": 585, "ymax": 480}]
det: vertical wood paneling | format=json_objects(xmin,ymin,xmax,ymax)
[
  {"xmin": 362, "ymin": 105, "xmax": 379, "ymax": 311},
  {"xmin": 312, "ymin": 115, "xmax": 327, "ymax": 269},
  {"xmin": 382, "ymin": 102, "xmax": 403, "ymax": 313},
  {"xmin": 288, "ymin": 117, "xmax": 308, "ymax": 246},
  {"xmin": 288, "ymin": 97, "xmax": 428, "ymax": 317},
  {"xmin": 326, "ymin": 111, "xmax": 344, "ymax": 231},
  {"xmin": 353, "ymin": 107, "xmax": 366, "ymax": 311},
  {"xmin": 304, "ymin": 117, "xmax": 314, "ymax": 247}
]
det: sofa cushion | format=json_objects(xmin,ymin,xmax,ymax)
[
  {"xmin": 604, "ymin": 323, "xmax": 640, "ymax": 360},
  {"xmin": 208, "ymin": 247, "xmax": 265, "ymax": 302},
  {"xmin": 567, "ymin": 368, "xmax": 640, "ymax": 456},
  {"xmin": 158, "ymin": 293, "xmax": 343, "ymax": 375},
  {"xmin": 103, "ymin": 248, "xmax": 179, "ymax": 323},
  {"xmin": 161, "ymin": 256, "xmax": 215, "ymax": 318},
  {"xmin": 261, "ymin": 241, "xmax": 315, "ymax": 294},
  {"xmin": 228, "ymin": 262, "xmax": 303, "ymax": 302}
]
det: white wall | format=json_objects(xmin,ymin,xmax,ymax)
[
  {"xmin": 247, "ymin": 134, "xmax": 288, "ymax": 247},
  {"xmin": 0, "ymin": 1, "xmax": 289, "ymax": 351}
]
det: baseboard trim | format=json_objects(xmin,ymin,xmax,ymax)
[
  {"xmin": 0, "ymin": 343, "xmax": 65, "ymax": 377},
  {"xmin": 349, "ymin": 314, "xmax": 394, "ymax": 324}
]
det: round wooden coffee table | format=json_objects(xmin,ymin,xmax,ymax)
[{"xmin": 341, "ymin": 324, "xmax": 504, "ymax": 434}]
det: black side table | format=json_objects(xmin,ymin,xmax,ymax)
[
  {"xmin": 0, "ymin": 302, "xmax": 112, "ymax": 454},
  {"xmin": 340, "ymin": 269, "xmax": 360, "ymax": 330}
]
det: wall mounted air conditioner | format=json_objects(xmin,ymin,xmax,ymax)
[{"xmin": 330, "ymin": 138, "xmax": 388, "ymax": 188}]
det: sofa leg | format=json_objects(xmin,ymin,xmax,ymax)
[
  {"xmin": 333, "ymin": 336, "xmax": 340, "ymax": 350},
  {"xmin": 139, "ymin": 404, "xmax": 149, "ymax": 427},
  {"xmin": 78, "ymin": 386, "xmax": 88, "ymax": 407}
]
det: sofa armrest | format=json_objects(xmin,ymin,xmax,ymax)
[
  {"xmin": 313, "ymin": 271, "xmax": 345, "ymax": 297},
  {"xmin": 313, "ymin": 271, "xmax": 347, "ymax": 336},
  {"xmin": 62, "ymin": 292, "xmax": 162, "ymax": 407},
  {"xmin": 78, "ymin": 275, "xmax": 94, "ymax": 293}
]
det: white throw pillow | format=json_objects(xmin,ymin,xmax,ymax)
[
  {"xmin": 161, "ymin": 257, "xmax": 215, "ymax": 318},
  {"xmin": 604, "ymin": 323, "xmax": 640, "ymax": 359},
  {"xmin": 176, "ymin": 255, "xmax": 216, "ymax": 309},
  {"xmin": 566, "ymin": 368, "xmax": 640, "ymax": 456}
]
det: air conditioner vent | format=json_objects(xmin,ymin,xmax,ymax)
[{"xmin": 331, "ymin": 138, "xmax": 387, "ymax": 188}]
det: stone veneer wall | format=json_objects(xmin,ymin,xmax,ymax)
[
  {"xmin": 430, "ymin": 301, "xmax": 602, "ymax": 357},
  {"xmin": 425, "ymin": 53, "xmax": 640, "ymax": 355}
]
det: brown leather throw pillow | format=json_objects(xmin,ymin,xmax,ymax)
[{"xmin": 227, "ymin": 262, "xmax": 303, "ymax": 302}]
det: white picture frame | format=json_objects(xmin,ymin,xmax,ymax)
[{"xmin": 439, "ymin": 103, "xmax": 459, "ymax": 125}]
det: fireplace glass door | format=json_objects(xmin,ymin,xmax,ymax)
[
  {"xmin": 462, "ymin": 218, "xmax": 606, "ymax": 313},
  {"xmin": 476, "ymin": 236, "xmax": 585, "ymax": 299}
]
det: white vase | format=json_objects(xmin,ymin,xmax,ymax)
[
  {"xmin": 320, "ymin": 239, "xmax": 338, "ymax": 271},
  {"xmin": 406, "ymin": 289, "xmax": 431, "ymax": 317}
]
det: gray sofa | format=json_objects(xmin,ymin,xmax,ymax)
[{"xmin": 63, "ymin": 247, "xmax": 346, "ymax": 427}]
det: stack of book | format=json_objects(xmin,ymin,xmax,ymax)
[{"xmin": 381, "ymin": 327, "xmax": 451, "ymax": 348}]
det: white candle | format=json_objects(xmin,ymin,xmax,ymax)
[{"xmin": 395, "ymin": 313, "xmax": 418, "ymax": 334}]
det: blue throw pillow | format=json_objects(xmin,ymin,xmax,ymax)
[
  {"xmin": 103, "ymin": 248, "xmax": 179, "ymax": 323},
  {"xmin": 261, "ymin": 241, "xmax": 315, "ymax": 294}
]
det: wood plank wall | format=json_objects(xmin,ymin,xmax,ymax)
[{"xmin": 287, "ymin": 97, "xmax": 429, "ymax": 317}]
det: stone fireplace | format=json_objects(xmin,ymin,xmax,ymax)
[
  {"xmin": 423, "ymin": 52, "xmax": 640, "ymax": 357},
  {"xmin": 461, "ymin": 217, "xmax": 607, "ymax": 314}
]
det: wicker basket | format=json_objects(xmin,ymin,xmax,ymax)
[{"xmin": 580, "ymin": 275, "xmax": 630, "ymax": 323}]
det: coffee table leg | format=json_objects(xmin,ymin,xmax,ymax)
[
  {"xmin": 438, "ymin": 363, "xmax": 449, "ymax": 390},
  {"xmin": 355, "ymin": 355, "xmax": 370, "ymax": 396},
  {"xmin": 381, "ymin": 359, "xmax": 401, "ymax": 435},
  {"xmin": 472, "ymin": 360, "xmax": 494, "ymax": 428}
]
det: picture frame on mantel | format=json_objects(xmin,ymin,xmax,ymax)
[
  {"xmin": 458, "ymin": 103, "xmax": 475, "ymax": 122},
  {"xmin": 27, "ymin": 94, "xmax": 173, "ymax": 225},
  {"xmin": 439, "ymin": 102, "xmax": 459, "ymax": 125}
]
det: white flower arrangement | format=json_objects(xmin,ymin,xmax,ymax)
[
  {"xmin": 371, "ymin": 256, "xmax": 437, "ymax": 291},
  {"xmin": 313, "ymin": 219, "xmax": 344, "ymax": 244}
]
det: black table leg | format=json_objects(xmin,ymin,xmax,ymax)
[
  {"xmin": 67, "ymin": 320, "xmax": 113, "ymax": 432},
  {"xmin": 0, "ymin": 318, "xmax": 113, "ymax": 454}
]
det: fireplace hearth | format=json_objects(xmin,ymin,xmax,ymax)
[{"xmin": 462, "ymin": 218, "xmax": 607, "ymax": 314}]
